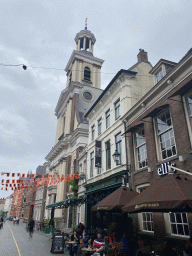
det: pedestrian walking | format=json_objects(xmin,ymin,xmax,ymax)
[{"xmin": 28, "ymin": 218, "xmax": 35, "ymax": 237}]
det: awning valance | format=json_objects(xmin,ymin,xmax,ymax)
[{"xmin": 46, "ymin": 196, "xmax": 87, "ymax": 209}]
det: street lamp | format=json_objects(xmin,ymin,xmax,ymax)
[{"xmin": 112, "ymin": 150, "xmax": 121, "ymax": 165}]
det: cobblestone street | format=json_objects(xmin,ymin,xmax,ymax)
[{"xmin": 0, "ymin": 221, "xmax": 66, "ymax": 256}]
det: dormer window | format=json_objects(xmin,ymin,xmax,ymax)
[
  {"xmin": 84, "ymin": 67, "xmax": 91, "ymax": 81},
  {"xmin": 156, "ymin": 68, "xmax": 163, "ymax": 83}
]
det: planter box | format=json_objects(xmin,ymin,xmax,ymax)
[{"xmin": 44, "ymin": 227, "xmax": 51, "ymax": 234}]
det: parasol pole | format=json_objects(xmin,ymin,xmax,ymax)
[{"xmin": 169, "ymin": 165, "xmax": 192, "ymax": 176}]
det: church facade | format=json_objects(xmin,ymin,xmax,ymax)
[{"xmin": 45, "ymin": 26, "xmax": 104, "ymax": 228}]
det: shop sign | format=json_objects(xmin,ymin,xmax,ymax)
[
  {"xmin": 135, "ymin": 203, "xmax": 160, "ymax": 209},
  {"xmin": 157, "ymin": 161, "xmax": 176, "ymax": 176},
  {"xmin": 79, "ymin": 173, "xmax": 86, "ymax": 180},
  {"xmin": 95, "ymin": 140, "xmax": 102, "ymax": 168}
]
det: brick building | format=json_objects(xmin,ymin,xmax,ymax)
[
  {"xmin": 123, "ymin": 48, "xmax": 192, "ymax": 242},
  {"xmin": 10, "ymin": 188, "xmax": 23, "ymax": 218}
]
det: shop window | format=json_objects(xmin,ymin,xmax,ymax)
[
  {"xmin": 106, "ymin": 109, "xmax": 110, "ymax": 129},
  {"xmin": 105, "ymin": 140, "xmax": 111, "ymax": 170},
  {"xmin": 90, "ymin": 152, "xmax": 94, "ymax": 178},
  {"xmin": 169, "ymin": 212, "xmax": 189, "ymax": 236},
  {"xmin": 98, "ymin": 118, "xmax": 102, "ymax": 135},
  {"xmin": 84, "ymin": 67, "xmax": 91, "ymax": 81},
  {"xmin": 134, "ymin": 127, "xmax": 148, "ymax": 169},
  {"xmin": 155, "ymin": 109, "xmax": 176, "ymax": 160},
  {"xmin": 114, "ymin": 99, "xmax": 120, "ymax": 120},
  {"xmin": 91, "ymin": 125, "xmax": 95, "ymax": 141},
  {"xmin": 142, "ymin": 212, "xmax": 154, "ymax": 232},
  {"xmin": 115, "ymin": 132, "xmax": 122, "ymax": 165}
]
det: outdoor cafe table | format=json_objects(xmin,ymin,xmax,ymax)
[{"xmin": 81, "ymin": 247, "xmax": 96, "ymax": 256}]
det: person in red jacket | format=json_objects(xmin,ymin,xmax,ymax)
[
  {"xmin": 109, "ymin": 231, "xmax": 117, "ymax": 248},
  {"xmin": 93, "ymin": 233, "xmax": 105, "ymax": 248}
]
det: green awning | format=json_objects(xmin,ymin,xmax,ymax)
[
  {"xmin": 46, "ymin": 199, "xmax": 68, "ymax": 209},
  {"xmin": 46, "ymin": 196, "xmax": 87, "ymax": 209}
]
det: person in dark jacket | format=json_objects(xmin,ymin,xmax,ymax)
[
  {"xmin": 82, "ymin": 229, "xmax": 89, "ymax": 247},
  {"xmin": 70, "ymin": 229, "xmax": 81, "ymax": 256},
  {"xmin": 28, "ymin": 218, "xmax": 35, "ymax": 237}
]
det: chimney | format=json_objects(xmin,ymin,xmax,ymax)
[{"xmin": 137, "ymin": 49, "xmax": 148, "ymax": 62}]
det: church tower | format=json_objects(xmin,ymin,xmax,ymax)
[
  {"xmin": 65, "ymin": 24, "xmax": 104, "ymax": 88},
  {"xmin": 45, "ymin": 23, "xmax": 104, "ymax": 228}
]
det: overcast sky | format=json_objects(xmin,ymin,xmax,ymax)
[{"xmin": 0, "ymin": 0, "xmax": 192, "ymax": 198}]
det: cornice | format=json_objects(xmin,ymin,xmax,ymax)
[
  {"xmin": 65, "ymin": 50, "xmax": 104, "ymax": 73},
  {"xmin": 124, "ymin": 51, "xmax": 192, "ymax": 126},
  {"xmin": 45, "ymin": 128, "xmax": 88, "ymax": 163}
]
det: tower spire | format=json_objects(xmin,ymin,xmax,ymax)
[{"xmin": 85, "ymin": 18, "xmax": 88, "ymax": 30}]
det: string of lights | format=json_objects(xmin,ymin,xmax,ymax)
[{"xmin": 0, "ymin": 62, "xmax": 155, "ymax": 77}]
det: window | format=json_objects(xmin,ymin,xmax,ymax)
[
  {"xmin": 98, "ymin": 118, "xmax": 102, "ymax": 135},
  {"xmin": 97, "ymin": 168, "xmax": 101, "ymax": 175},
  {"xmin": 169, "ymin": 212, "xmax": 189, "ymax": 236},
  {"xmin": 90, "ymin": 152, "xmax": 94, "ymax": 178},
  {"xmin": 142, "ymin": 212, "xmax": 154, "ymax": 232},
  {"xmin": 135, "ymin": 128, "xmax": 148, "ymax": 169},
  {"xmin": 114, "ymin": 99, "xmax": 120, "ymax": 120},
  {"xmin": 156, "ymin": 68, "xmax": 163, "ymax": 83},
  {"xmin": 84, "ymin": 67, "xmax": 91, "ymax": 81},
  {"xmin": 106, "ymin": 109, "xmax": 110, "ymax": 129},
  {"xmin": 155, "ymin": 109, "xmax": 176, "ymax": 160},
  {"xmin": 69, "ymin": 72, "xmax": 72, "ymax": 83},
  {"xmin": 91, "ymin": 125, "xmax": 95, "ymax": 141},
  {"xmin": 115, "ymin": 132, "xmax": 122, "ymax": 164},
  {"xmin": 184, "ymin": 91, "xmax": 192, "ymax": 145},
  {"xmin": 105, "ymin": 140, "xmax": 111, "ymax": 170},
  {"xmin": 186, "ymin": 93, "xmax": 192, "ymax": 116}
]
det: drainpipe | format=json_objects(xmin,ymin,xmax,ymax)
[{"xmin": 124, "ymin": 121, "xmax": 133, "ymax": 189}]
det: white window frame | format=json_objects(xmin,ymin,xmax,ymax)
[
  {"xmin": 98, "ymin": 118, "xmax": 102, "ymax": 136},
  {"xmin": 155, "ymin": 68, "xmax": 163, "ymax": 83},
  {"xmin": 183, "ymin": 90, "xmax": 192, "ymax": 146},
  {"xmin": 115, "ymin": 132, "xmax": 122, "ymax": 165},
  {"xmin": 134, "ymin": 127, "xmax": 148, "ymax": 170},
  {"xmin": 142, "ymin": 212, "xmax": 154, "ymax": 233},
  {"xmin": 169, "ymin": 212, "xmax": 190, "ymax": 237},
  {"xmin": 90, "ymin": 152, "xmax": 94, "ymax": 178},
  {"xmin": 106, "ymin": 109, "xmax": 110, "ymax": 129},
  {"xmin": 105, "ymin": 140, "xmax": 111, "ymax": 170},
  {"xmin": 114, "ymin": 98, "xmax": 120, "ymax": 120},
  {"xmin": 91, "ymin": 125, "xmax": 95, "ymax": 141},
  {"xmin": 154, "ymin": 108, "xmax": 177, "ymax": 161}
]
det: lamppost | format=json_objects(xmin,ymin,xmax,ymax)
[{"xmin": 112, "ymin": 150, "xmax": 131, "ymax": 185}]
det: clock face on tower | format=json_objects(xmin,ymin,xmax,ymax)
[{"xmin": 82, "ymin": 91, "xmax": 94, "ymax": 102}]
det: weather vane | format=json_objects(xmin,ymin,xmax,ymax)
[{"xmin": 85, "ymin": 18, "xmax": 88, "ymax": 30}]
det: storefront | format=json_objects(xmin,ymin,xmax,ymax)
[
  {"xmin": 123, "ymin": 48, "xmax": 192, "ymax": 245},
  {"xmin": 85, "ymin": 170, "xmax": 127, "ymax": 230}
]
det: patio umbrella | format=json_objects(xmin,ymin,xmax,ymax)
[
  {"xmin": 91, "ymin": 185, "xmax": 139, "ymax": 211},
  {"xmin": 122, "ymin": 174, "xmax": 192, "ymax": 213}
]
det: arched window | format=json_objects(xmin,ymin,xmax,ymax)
[{"xmin": 84, "ymin": 67, "xmax": 91, "ymax": 81}]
